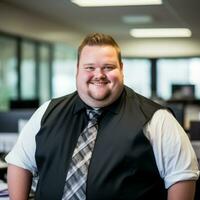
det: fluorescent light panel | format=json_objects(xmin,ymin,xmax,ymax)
[
  {"xmin": 122, "ymin": 15, "xmax": 153, "ymax": 24},
  {"xmin": 130, "ymin": 28, "xmax": 192, "ymax": 38},
  {"xmin": 71, "ymin": 0, "xmax": 162, "ymax": 7}
]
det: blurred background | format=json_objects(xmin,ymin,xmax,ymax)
[
  {"xmin": 0, "ymin": 0, "xmax": 200, "ymax": 198},
  {"xmin": 0, "ymin": 0, "xmax": 200, "ymax": 158}
]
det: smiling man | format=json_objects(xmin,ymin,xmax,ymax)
[
  {"xmin": 6, "ymin": 33, "xmax": 199, "ymax": 200},
  {"xmin": 77, "ymin": 44, "xmax": 124, "ymax": 108}
]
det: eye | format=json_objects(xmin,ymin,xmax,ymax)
[
  {"xmin": 103, "ymin": 65, "xmax": 115, "ymax": 71},
  {"xmin": 85, "ymin": 66, "xmax": 95, "ymax": 71}
]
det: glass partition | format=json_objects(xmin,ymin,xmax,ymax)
[
  {"xmin": 21, "ymin": 41, "xmax": 36, "ymax": 99},
  {"xmin": 122, "ymin": 58, "xmax": 151, "ymax": 97},
  {"xmin": 157, "ymin": 58, "xmax": 200, "ymax": 100},
  {"xmin": 52, "ymin": 44, "xmax": 76, "ymax": 98},
  {"xmin": 39, "ymin": 44, "xmax": 51, "ymax": 103},
  {"xmin": 0, "ymin": 36, "xmax": 17, "ymax": 110}
]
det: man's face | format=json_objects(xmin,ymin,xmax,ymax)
[{"xmin": 76, "ymin": 45, "xmax": 124, "ymax": 108}]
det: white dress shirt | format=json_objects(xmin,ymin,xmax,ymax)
[{"xmin": 5, "ymin": 101, "xmax": 199, "ymax": 189}]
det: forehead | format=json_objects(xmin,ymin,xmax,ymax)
[{"xmin": 80, "ymin": 45, "xmax": 118, "ymax": 59}]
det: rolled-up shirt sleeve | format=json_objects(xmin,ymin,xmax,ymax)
[
  {"xmin": 144, "ymin": 109, "xmax": 200, "ymax": 189},
  {"xmin": 5, "ymin": 101, "xmax": 50, "ymax": 175}
]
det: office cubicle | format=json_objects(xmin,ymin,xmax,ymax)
[{"xmin": 0, "ymin": 110, "xmax": 35, "ymax": 153}]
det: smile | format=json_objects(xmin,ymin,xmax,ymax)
[{"xmin": 91, "ymin": 81, "xmax": 109, "ymax": 86}]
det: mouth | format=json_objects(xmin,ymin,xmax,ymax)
[{"xmin": 90, "ymin": 81, "xmax": 109, "ymax": 86}]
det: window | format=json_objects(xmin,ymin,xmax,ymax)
[
  {"xmin": 39, "ymin": 44, "xmax": 51, "ymax": 103},
  {"xmin": 0, "ymin": 36, "xmax": 17, "ymax": 110},
  {"xmin": 122, "ymin": 58, "xmax": 151, "ymax": 97},
  {"xmin": 21, "ymin": 41, "xmax": 36, "ymax": 99},
  {"xmin": 52, "ymin": 44, "xmax": 77, "ymax": 98},
  {"xmin": 157, "ymin": 58, "xmax": 200, "ymax": 100}
]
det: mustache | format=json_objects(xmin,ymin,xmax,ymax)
[{"xmin": 90, "ymin": 77, "xmax": 110, "ymax": 84}]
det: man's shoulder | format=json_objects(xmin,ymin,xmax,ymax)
[
  {"xmin": 40, "ymin": 91, "xmax": 78, "ymax": 124},
  {"xmin": 124, "ymin": 86, "xmax": 164, "ymax": 120},
  {"xmin": 125, "ymin": 86, "xmax": 163, "ymax": 109}
]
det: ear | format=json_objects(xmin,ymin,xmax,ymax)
[
  {"xmin": 120, "ymin": 62, "xmax": 124, "ymax": 79},
  {"xmin": 76, "ymin": 64, "xmax": 79, "ymax": 76},
  {"xmin": 120, "ymin": 62, "xmax": 123, "ymax": 70}
]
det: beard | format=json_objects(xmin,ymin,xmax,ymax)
[{"xmin": 87, "ymin": 87, "xmax": 111, "ymax": 101}]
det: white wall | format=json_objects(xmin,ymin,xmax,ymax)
[{"xmin": 0, "ymin": 2, "xmax": 82, "ymax": 47}]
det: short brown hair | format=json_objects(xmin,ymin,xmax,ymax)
[{"xmin": 77, "ymin": 32, "xmax": 122, "ymax": 65}]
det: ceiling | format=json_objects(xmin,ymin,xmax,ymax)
[{"xmin": 0, "ymin": 0, "xmax": 200, "ymax": 57}]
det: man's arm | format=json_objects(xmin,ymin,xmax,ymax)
[
  {"xmin": 167, "ymin": 180, "xmax": 196, "ymax": 200},
  {"xmin": 7, "ymin": 164, "xmax": 33, "ymax": 200}
]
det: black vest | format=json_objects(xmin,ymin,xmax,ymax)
[{"xmin": 35, "ymin": 87, "xmax": 167, "ymax": 200}]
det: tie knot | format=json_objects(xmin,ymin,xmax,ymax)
[{"xmin": 86, "ymin": 109, "xmax": 102, "ymax": 121}]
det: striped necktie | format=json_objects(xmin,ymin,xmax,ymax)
[{"xmin": 62, "ymin": 109, "xmax": 102, "ymax": 200}]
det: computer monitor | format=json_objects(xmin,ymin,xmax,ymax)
[
  {"xmin": 189, "ymin": 121, "xmax": 200, "ymax": 140},
  {"xmin": 171, "ymin": 84, "xmax": 195, "ymax": 100},
  {"xmin": 0, "ymin": 110, "xmax": 34, "ymax": 133},
  {"xmin": 9, "ymin": 99, "xmax": 39, "ymax": 109}
]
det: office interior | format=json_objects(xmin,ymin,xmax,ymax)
[{"xmin": 0, "ymin": 0, "xmax": 200, "ymax": 198}]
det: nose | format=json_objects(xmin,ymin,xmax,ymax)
[{"xmin": 94, "ymin": 68, "xmax": 106, "ymax": 79}]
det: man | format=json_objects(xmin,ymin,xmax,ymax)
[{"xmin": 6, "ymin": 33, "xmax": 199, "ymax": 200}]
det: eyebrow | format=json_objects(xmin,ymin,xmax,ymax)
[
  {"xmin": 83, "ymin": 62, "xmax": 117, "ymax": 67},
  {"xmin": 83, "ymin": 63, "xmax": 95, "ymax": 66}
]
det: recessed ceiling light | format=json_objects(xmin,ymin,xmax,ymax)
[
  {"xmin": 71, "ymin": 0, "xmax": 162, "ymax": 7},
  {"xmin": 130, "ymin": 28, "xmax": 192, "ymax": 38},
  {"xmin": 122, "ymin": 15, "xmax": 153, "ymax": 24}
]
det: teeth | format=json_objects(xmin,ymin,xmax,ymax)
[
  {"xmin": 95, "ymin": 83, "xmax": 105, "ymax": 85},
  {"xmin": 92, "ymin": 82, "xmax": 107, "ymax": 86}
]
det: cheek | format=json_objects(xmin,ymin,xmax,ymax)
[
  {"xmin": 108, "ymin": 72, "xmax": 123, "ymax": 82},
  {"xmin": 77, "ymin": 71, "xmax": 93, "ymax": 82}
]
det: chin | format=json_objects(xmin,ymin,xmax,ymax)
[{"xmin": 90, "ymin": 91, "xmax": 110, "ymax": 101}]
